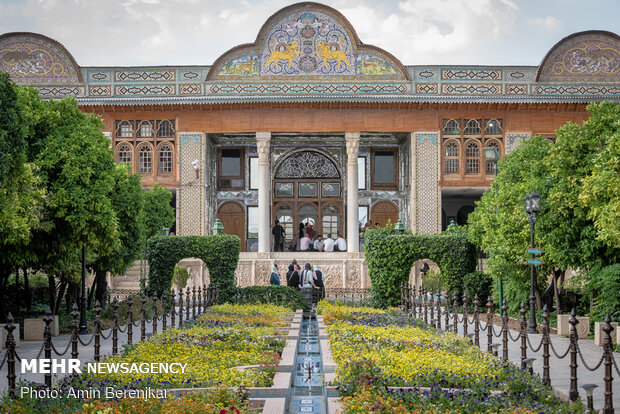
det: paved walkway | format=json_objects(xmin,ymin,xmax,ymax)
[{"xmin": 442, "ymin": 312, "xmax": 620, "ymax": 411}]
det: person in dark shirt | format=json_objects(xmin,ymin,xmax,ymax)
[
  {"xmin": 272, "ymin": 220, "xmax": 285, "ymax": 251},
  {"xmin": 286, "ymin": 264, "xmax": 300, "ymax": 289}
]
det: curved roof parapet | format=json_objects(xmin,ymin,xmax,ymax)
[
  {"xmin": 206, "ymin": 2, "xmax": 410, "ymax": 81},
  {"xmin": 0, "ymin": 32, "xmax": 82, "ymax": 84},
  {"xmin": 536, "ymin": 30, "xmax": 620, "ymax": 82}
]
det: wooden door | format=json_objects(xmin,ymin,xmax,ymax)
[
  {"xmin": 217, "ymin": 202, "xmax": 245, "ymax": 251},
  {"xmin": 371, "ymin": 201, "xmax": 399, "ymax": 228}
]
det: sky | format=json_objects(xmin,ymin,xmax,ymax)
[{"xmin": 0, "ymin": 0, "xmax": 618, "ymax": 67}]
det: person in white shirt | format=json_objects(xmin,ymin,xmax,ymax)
[
  {"xmin": 313, "ymin": 235, "xmax": 324, "ymax": 251},
  {"xmin": 335, "ymin": 234, "xmax": 347, "ymax": 252},
  {"xmin": 323, "ymin": 234, "xmax": 335, "ymax": 252},
  {"xmin": 300, "ymin": 235, "xmax": 312, "ymax": 251}
]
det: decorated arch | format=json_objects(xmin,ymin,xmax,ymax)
[
  {"xmin": 364, "ymin": 228, "xmax": 477, "ymax": 307},
  {"xmin": 207, "ymin": 2, "xmax": 409, "ymax": 81},
  {"xmin": 536, "ymin": 30, "xmax": 620, "ymax": 82},
  {"xmin": 0, "ymin": 32, "xmax": 82, "ymax": 84},
  {"xmin": 146, "ymin": 234, "xmax": 241, "ymax": 301}
]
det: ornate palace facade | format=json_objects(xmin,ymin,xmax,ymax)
[{"xmin": 2, "ymin": 3, "xmax": 619, "ymax": 288}]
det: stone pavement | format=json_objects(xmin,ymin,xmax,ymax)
[{"xmin": 448, "ymin": 313, "xmax": 619, "ymax": 412}]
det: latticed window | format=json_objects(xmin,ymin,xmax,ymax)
[
  {"xmin": 464, "ymin": 119, "xmax": 481, "ymax": 135},
  {"xmin": 138, "ymin": 144, "xmax": 153, "ymax": 174},
  {"xmin": 485, "ymin": 119, "xmax": 502, "ymax": 135},
  {"xmin": 443, "ymin": 119, "xmax": 460, "ymax": 135},
  {"xmin": 157, "ymin": 120, "xmax": 175, "ymax": 138},
  {"xmin": 322, "ymin": 205, "xmax": 340, "ymax": 237},
  {"xmin": 116, "ymin": 121, "xmax": 133, "ymax": 138},
  {"xmin": 117, "ymin": 143, "xmax": 132, "ymax": 165},
  {"xmin": 465, "ymin": 141, "xmax": 480, "ymax": 173},
  {"xmin": 485, "ymin": 140, "xmax": 501, "ymax": 173},
  {"xmin": 444, "ymin": 141, "xmax": 459, "ymax": 173},
  {"xmin": 137, "ymin": 121, "xmax": 153, "ymax": 138},
  {"xmin": 158, "ymin": 144, "xmax": 173, "ymax": 174}
]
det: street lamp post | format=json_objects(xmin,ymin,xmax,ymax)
[
  {"xmin": 524, "ymin": 192, "xmax": 542, "ymax": 334},
  {"xmin": 483, "ymin": 146, "xmax": 503, "ymax": 315},
  {"xmin": 79, "ymin": 244, "xmax": 88, "ymax": 334}
]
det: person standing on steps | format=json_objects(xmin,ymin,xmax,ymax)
[
  {"xmin": 313, "ymin": 265, "xmax": 325, "ymax": 301},
  {"xmin": 286, "ymin": 264, "xmax": 300, "ymax": 290},
  {"xmin": 270, "ymin": 264, "xmax": 281, "ymax": 286}
]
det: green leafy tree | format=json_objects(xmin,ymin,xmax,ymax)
[
  {"xmin": 469, "ymin": 102, "xmax": 620, "ymax": 314},
  {"xmin": 21, "ymin": 95, "xmax": 119, "ymax": 313},
  {"xmin": 89, "ymin": 164, "xmax": 145, "ymax": 307},
  {"xmin": 0, "ymin": 74, "xmax": 44, "ymax": 320},
  {"xmin": 142, "ymin": 184, "xmax": 175, "ymax": 239}
]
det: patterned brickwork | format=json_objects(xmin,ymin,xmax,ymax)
[
  {"xmin": 209, "ymin": 83, "xmax": 408, "ymax": 94},
  {"xmin": 442, "ymin": 69, "xmax": 502, "ymax": 80},
  {"xmin": 414, "ymin": 132, "xmax": 440, "ymax": 234},
  {"xmin": 114, "ymin": 70, "xmax": 176, "ymax": 82},
  {"xmin": 178, "ymin": 134, "xmax": 205, "ymax": 236}
]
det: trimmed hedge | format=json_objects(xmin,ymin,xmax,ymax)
[
  {"xmin": 364, "ymin": 227, "xmax": 477, "ymax": 307},
  {"xmin": 146, "ymin": 234, "xmax": 240, "ymax": 301},
  {"xmin": 462, "ymin": 271, "xmax": 493, "ymax": 305},
  {"xmin": 232, "ymin": 286, "xmax": 309, "ymax": 311}
]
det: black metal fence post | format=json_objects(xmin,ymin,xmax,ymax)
[
  {"xmin": 423, "ymin": 287, "xmax": 428, "ymax": 324},
  {"xmin": 112, "ymin": 297, "xmax": 119, "ymax": 355},
  {"xmin": 520, "ymin": 302, "xmax": 527, "ymax": 370},
  {"xmin": 43, "ymin": 307, "xmax": 53, "ymax": 387},
  {"xmin": 127, "ymin": 295, "xmax": 134, "ymax": 345},
  {"xmin": 162, "ymin": 291, "xmax": 168, "ymax": 331},
  {"xmin": 429, "ymin": 288, "xmax": 435, "ymax": 328},
  {"xmin": 5, "ymin": 313, "xmax": 17, "ymax": 398},
  {"xmin": 179, "ymin": 288, "xmax": 184, "ymax": 326},
  {"xmin": 541, "ymin": 305, "xmax": 551, "ymax": 386},
  {"xmin": 186, "ymin": 287, "xmax": 191, "ymax": 321},
  {"xmin": 71, "ymin": 304, "xmax": 79, "ymax": 359},
  {"xmin": 197, "ymin": 286, "xmax": 202, "ymax": 315},
  {"xmin": 170, "ymin": 289, "xmax": 176, "ymax": 328},
  {"xmin": 568, "ymin": 308, "xmax": 579, "ymax": 401},
  {"xmin": 452, "ymin": 293, "xmax": 459, "ymax": 334},
  {"xmin": 152, "ymin": 292, "xmax": 158, "ymax": 335},
  {"xmin": 444, "ymin": 292, "xmax": 450, "ymax": 329},
  {"xmin": 436, "ymin": 291, "xmax": 442, "ymax": 330},
  {"xmin": 192, "ymin": 286, "xmax": 197, "ymax": 319},
  {"xmin": 94, "ymin": 301, "xmax": 102, "ymax": 361},
  {"xmin": 473, "ymin": 295, "xmax": 480, "ymax": 348},
  {"xmin": 140, "ymin": 292, "xmax": 146, "ymax": 342},
  {"xmin": 502, "ymin": 299, "xmax": 509, "ymax": 361},
  {"xmin": 463, "ymin": 294, "xmax": 469, "ymax": 336},
  {"xmin": 486, "ymin": 297, "xmax": 493, "ymax": 353},
  {"xmin": 602, "ymin": 315, "xmax": 615, "ymax": 413}
]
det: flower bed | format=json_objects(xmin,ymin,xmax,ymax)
[
  {"xmin": 1, "ymin": 303, "xmax": 289, "ymax": 413},
  {"xmin": 317, "ymin": 301, "xmax": 583, "ymax": 413}
]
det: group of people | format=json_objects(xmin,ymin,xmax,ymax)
[
  {"xmin": 271, "ymin": 220, "xmax": 347, "ymax": 252},
  {"xmin": 269, "ymin": 260, "xmax": 326, "ymax": 300}
]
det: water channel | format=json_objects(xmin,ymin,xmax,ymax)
[{"xmin": 287, "ymin": 311, "xmax": 328, "ymax": 414}]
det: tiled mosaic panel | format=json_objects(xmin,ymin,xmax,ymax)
[
  {"xmin": 178, "ymin": 135, "xmax": 203, "ymax": 236},
  {"xmin": 415, "ymin": 133, "xmax": 440, "ymax": 234},
  {"xmin": 36, "ymin": 85, "xmax": 84, "ymax": 97},
  {"xmin": 533, "ymin": 85, "xmax": 620, "ymax": 95},
  {"xmin": 114, "ymin": 70, "xmax": 176, "ymax": 82},
  {"xmin": 441, "ymin": 69, "xmax": 502, "ymax": 80},
  {"xmin": 505, "ymin": 133, "xmax": 530, "ymax": 154},
  {"xmin": 0, "ymin": 34, "xmax": 80, "ymax": 83},
  {"xmin": 209, "ymin": 83, "xmax": 408, "ymax": 94}
]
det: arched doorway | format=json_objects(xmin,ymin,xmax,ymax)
[
  {"xmin": 217, "ymin": 202, "xmax": 245, "ymax": 250},
  {"xmin": 272, "ymin": 150, "xmax": 343, "ymax": 249},
  {"xmin": 371, "ymin": 201, "xmax": 398, "ymax": 228},
  {"xmin": 457, "ymin": 205, "xmax": 475, "ymax": 226}
]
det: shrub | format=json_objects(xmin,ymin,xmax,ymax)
[
  {"xmin": 232, "ymin": 286, "xmax": 308, "ymax": 311},
  {"xmin": 172, "ymin": 265, "xmax": 190, "ymax": 289},
  {"xmin": 422, "ymin": 269, "xmax": 443, "ymax": 292},
  {"xmin": 582, "ymin": 263, "xmax": 620, "ymax": 321},
  {"xmin": 462, "ymin": 271, "xmax": 493, "ymax": 304}
]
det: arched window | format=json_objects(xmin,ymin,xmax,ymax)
[
  {"xmin": 158, "ymin": 143, "xmax": 173, "ymax": 174},
  {"xmin": 444, "ymin": 141, "xmax": 459, "ymax": 173},
  {"xmin": 276, "ymin": 205, "xmax": 294, "ymax": 242},
  {"xmin": 299, "ymin": 204, "xmax": 317, "ymax": 227},
  {"xmin": 485, "ymin": 140, "xmax": 501, "ymax": 173},
  {"xmin": 465, "ymin": 141, "xmax": 480, "ymax": 173},
  {"xmin": 464, "ymin": 119, "xmax": 481, "ymax": 135},
  {"xmin": 157, "ymin": 120, "xmax": 175, "ymax": 138},
  {"xmin": 116, "ymin": 143, "xmax": 132, "ymax": 165},
  {"xmin": 137, "ymin": 120, "xmax": 153, "ymax": 138},
  {"xmin": 322, "ymin": 205, "xmax": 340, "ymax": 238},
  {"xmin": 116, "ymin": 120, "xmax": 133, "ymax": 138},
  {"xmin": 443, "ymin": 119, "xmax": 460, "ymax": 135},
  {"xmin": 138, "ymin": 143, "xmax": 153, "ymax": 174},
  {"xmin": 485, "ymin": 119, "xmax": 502, "ymax": 135}
]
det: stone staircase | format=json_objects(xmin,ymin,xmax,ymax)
[{"xmin": 110, "ymin": 261, "xmax": 144, "ymax": 291}]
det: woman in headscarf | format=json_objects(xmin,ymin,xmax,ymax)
[
  {"xmin": 270, "ymin": 264, "xmax": 280, "ymax": 286},
  {"xmin": 312, "ymin": 265, "xmax": 325, "ymax": 300},
  {"xmin": 286, "ymin": 264, "xmax": 300, "ymax": 289},
  {"xmin": 300, "ymin": 263, "xmax": 315, "ymax": 288},
  {"xmin": 296, "ymin": 223, "xmax": 305, "ymax": 251}
]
